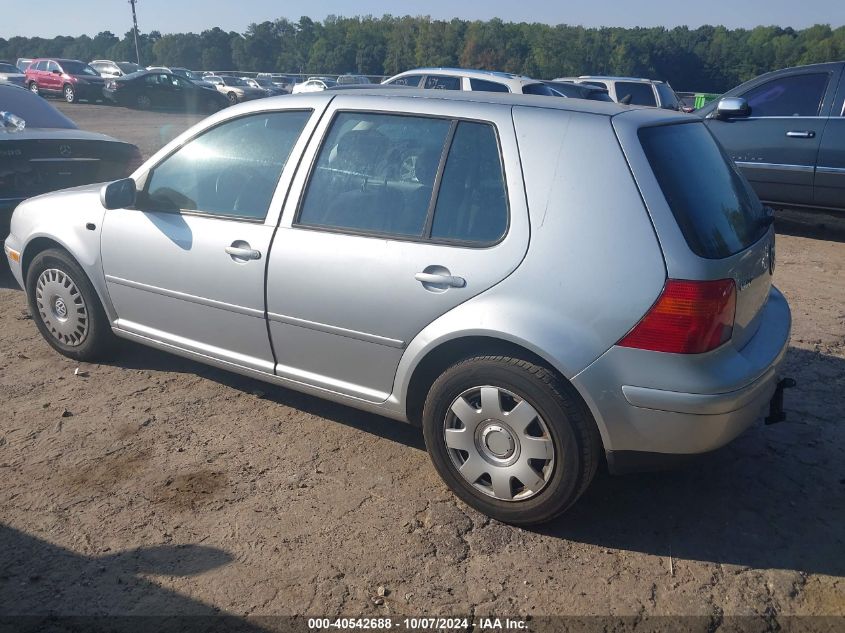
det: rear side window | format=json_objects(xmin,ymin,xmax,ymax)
[
  {"xmin": 431, "ymin": 122, "xmax": 508, "ymax": 243},
  {"xmin": 742, "ymin": 73, "xmax": 829, "ymax": 117},
  {"xmin": 424, "ymin": 75, "xmax": 460, "ymax": 90},
  {"xmin": 469, "ymin": 78, "xmax": 509, "ymax": 93},
  {"xmin": 298, "ymin": 112, "xmax": 452, "ymax": 236},
  {"xmin": 639, "ymin": 123, "xmax": 767, "ymax": 259},
  {"xmin": 616, "ymin": 82, "xmax": 656, "ymax": 106},
  {"xmin": 298, "ymin": 112, "xmax": 508, "ymax": 245}
]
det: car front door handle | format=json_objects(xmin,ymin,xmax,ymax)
[
  {"xmin": 786, "ymin": 130, "xmax": 816, "ymax": 138},
  {"xmin": 415, "ymin": 272, "xmax": 466, "ymax": 288},
  {"xmin": 225, "ymin": 245, "xmax": 262, "ymax": 260}
]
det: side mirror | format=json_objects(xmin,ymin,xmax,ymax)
[
  {"xmin": 100, "ymin": 178, "xmax": 136, "ymax": 210},
  {"xmin": 714, "ymin": 97, "xmax": 749, "ymax": 120}
]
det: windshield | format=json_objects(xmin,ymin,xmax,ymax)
[
  {"xmin": 222, "ymin": 77, "xmax": 248, "ymax": 86},
  {"xmin": 254, "ymin": 78, "xmax": 274, "ymax": 86},
  {"xmin": 639, "ymin": 122, "xmax": 767, "ymax": 259},
  {"xmin": 0, "ymin": 63, "xmax": 20, "ymax": 73},
  {"xmin": 60, "ymin": 61, "xmax": 99, "ymax": 76},
  {"xmin": 117, "ymin": 62, "xmax": 141, "ymax": 74},
  {"xmin": 0, "ymin": 85, "xmax": 76, "ymax": 128}
]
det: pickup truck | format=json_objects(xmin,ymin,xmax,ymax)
[{"xmin": 698, "ymin": 61, "xmax": 844, "ymax": 213}]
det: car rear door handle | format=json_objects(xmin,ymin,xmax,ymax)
[
  {"xmin": 415, "ymin": 272, "xmax": 466, "ymax": 288},
  {"xmin": 786, "ymin": 131, "xmax": 815, "ymax": 138},
  {"xmin": 225, "ymin": 245, "xmax": 261, "ymax": 260}
]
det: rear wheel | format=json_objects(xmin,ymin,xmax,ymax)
[
  {"xmin": 135, "ymin": 93, "xmax": 152, "ymax": 110},
  {"xmin": 28, "ymin": 81, "xmax": 39, "ymax": 95},
  {"xmin": 422, "ymin": 356, "xmax": 602, "ymax": 525},
  {"xmin": 26, "ymin": 248, "xmax": 117, "ymax": 361},
  {"xmin": 63, "ymin": 84, "xmax": 77, "ymax": 103}
]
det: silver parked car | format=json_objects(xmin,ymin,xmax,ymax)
[{"xmin": 3, "ymin": 90, "xmax": 791, "ymax": 525}]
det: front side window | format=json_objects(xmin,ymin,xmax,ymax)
[
  {"xmin": 742, "ymin": 73, "xmax": 829, "ymax": 117},
  {"xmin": 298, "ymin": 112, "xmax": 508, "ymax": 245},
  {"xmin": 424, "ymin": 75, "xmax": 461, "ymax": 90},
  {"xmin": 616, "ymin": 82, "xmax": 657, "ymax": 106},
  {"xmin": 655, "ymin": 83, "xmax": 680, "ymax": 109},
  {"xmin": 145, "ymin": 111, "xmax": 311, "ymax": 220}
]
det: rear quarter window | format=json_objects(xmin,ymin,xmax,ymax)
[{"xmin": 639, "ymin": 122, "xmax": 767, "ymax": 259}]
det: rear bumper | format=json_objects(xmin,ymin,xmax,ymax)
[{"xmin": 572, "ymin": 286, "xmax": 791, "ymax": 469}]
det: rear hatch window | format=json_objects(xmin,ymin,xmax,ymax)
[{"xmin": 638, "ymin": 122, "xmax": 767, "ymax": 259}]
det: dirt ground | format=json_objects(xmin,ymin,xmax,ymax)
[{"xmin": 0, "ymin": 101, "xmax": 843, "ymax": 628}]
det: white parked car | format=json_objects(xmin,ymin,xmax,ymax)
[
  {"xmin": 292, "ymin": 77, "xmax": 337, "ymax": 94},
  {"xmin": 556, "ymin": 76, "xmax": 682, "ymax": 110},
  {"xmin": 383, "ymin": 68, "xmax": 557, "ymax": 96}
]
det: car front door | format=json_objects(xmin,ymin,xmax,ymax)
[
  {"xmin": 100, "ymin": 108, "xmax": 318, "ymax": 373},
  {"xmin": 814, "ymin": 67, "xmax": 845, "ymax": 210},
  {"xmin": 705, "ymin": 71, "xmax": 834, "ymax": 206},
  {"xmin": 265, "ymin": 97, "xmax": 530, "ymax": 402},
  {"xmin": 46, "ymin": 61, "xmax": 62, "ymax": 92}
]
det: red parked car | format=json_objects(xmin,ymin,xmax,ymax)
[{"xmin": 25, "ymin": 58, "xmax": 106, "ymax": 103}]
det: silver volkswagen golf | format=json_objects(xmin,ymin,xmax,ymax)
[{"xmin": 3, "ymin": 90, "xmax": 791, "ymax": 525}]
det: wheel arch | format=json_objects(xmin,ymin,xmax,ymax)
[
  {"xmin": 403, "ymin": 334, "xmax": 606, "ymax": 453},
  {"xmin": 21, "ymin": 236, "xmax": 115, "ymax": 323}
]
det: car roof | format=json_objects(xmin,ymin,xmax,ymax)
[
  {"xmin": 261, "ymin": 87, "xmax": 693, "ymax": 120},
  {"xmin": 392, "ymin": 67, "xmax": 543, "ymax": 85},
  {"xmin": 576, "ymin": 75, "xmax": 664, "ymax": 84}
]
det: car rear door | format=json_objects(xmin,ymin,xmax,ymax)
[
  {"xmin": 100, "ymin": 108, "xmax": 319, "ymax": 373},
  {"xmin": 814, "ymin": 65, "xmax": 845, "ymax": 210},
  {"xmin": 706, "ymin": 70, "xmax": 836, "ymax": 207},
  {"xmin": 265, "ymin": 95, "xmax": 530, "ymax": 402}
]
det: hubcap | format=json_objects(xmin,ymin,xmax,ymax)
[
  {"xmin": 65, "ymin": 87, "xmax": 74, "ymax": 101},
  {"xmin": 35, "ymin": 268, "xmax": 89, "ymax": 346},
  {"xmin": 444, "ymin": 386, "xmax": 555, "ymax": 501}
]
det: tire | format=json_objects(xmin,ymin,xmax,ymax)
[
  {"xmin": 422, "ymin": 355, "xmax": 602, "ymax": 526},
  {"xmin": 63, "ymin": 84, "xmax": 77, "ymax": 103},
  {"xmin": 226, "ymin": 91, "xmax": 238, "ymax": 105},
  {"xmin": 25, "ymin": 248, "xmax": 117, "ymax": 362},
  {"xmin": 28, "ymin": 81, "xmax": 39, "ymax": 95},
  {"xmin": 135, "ymin": 94, "xmax": 152, "ymax": 110}
]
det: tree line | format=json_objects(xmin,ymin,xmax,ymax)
[{"xmin": 2, "ymin": 15, "xmax": 844, "ymax": 92}]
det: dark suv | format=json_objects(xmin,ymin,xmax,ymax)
[
  {"xmin": 698, "ymin": 61, "xmax": 845, "ymax": 213},
  {"xmin": 25, "ymin": 58, "xmax": 105, "ymax": 103}
]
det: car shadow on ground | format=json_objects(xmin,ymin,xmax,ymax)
[
  {"xmin": 775, "ymin": 208, "xmax": 845, "ymax": 243},
  {"xmin": 538, "ymin": 345, "xmax": 845, "ymax": 578},
  {"xmin": 110, "ymin": 341, "xmax": 843, "ymax": 577},
  {"xmin": 0, "ymin": 523, "xmax": 272, "ymax": 631},
  {"xmin": 0, "ymin": 265, "xmax": 19, "ymax": 290},
  {"xmin": 110, "ymin": 341, "xmax": 428, "ymax": 452}
]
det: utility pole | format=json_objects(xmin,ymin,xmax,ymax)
[{"xmin": 129, "ymin": 0, "xmax": 141, "ymax": 65}]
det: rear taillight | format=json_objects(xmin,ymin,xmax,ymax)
[
  {"xmin": 618, "ymin": 279, "xmax": 736, "ymax": 354},
  {"xmin": 124, "ymin": 146, "xmax": 144, "ymax": 177}
]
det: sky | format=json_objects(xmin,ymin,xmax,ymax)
[{"xmin": 1, "ymin": 0, "xmax": 843, "ymax": 39}]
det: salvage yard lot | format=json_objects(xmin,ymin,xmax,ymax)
[{"xmin": 0, "ymin": 101, "xmax": 843, "ymax": 624}]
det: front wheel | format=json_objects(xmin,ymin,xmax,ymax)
[
  {"xmin": 28, "ymin": 82, "xmax": 39, "ymax": 95},
  {"xmin": 226, "ymin": 91, "xmax": 238, "ymax": 105},
  {"xmin": 63, "ymin": 84, "xmax": 77, "ymax": 103},
  {"xmin": 422, "ymin": 356, "xmax": 602, "ymax": 525},
  {"xmin": 26, "ymin": 248, "xmax": 117, "ymax": 361}
]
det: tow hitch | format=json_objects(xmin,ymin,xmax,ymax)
[{"xmin": 765, "ymin": 377, "xmax": 796, "ymax": 425}]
